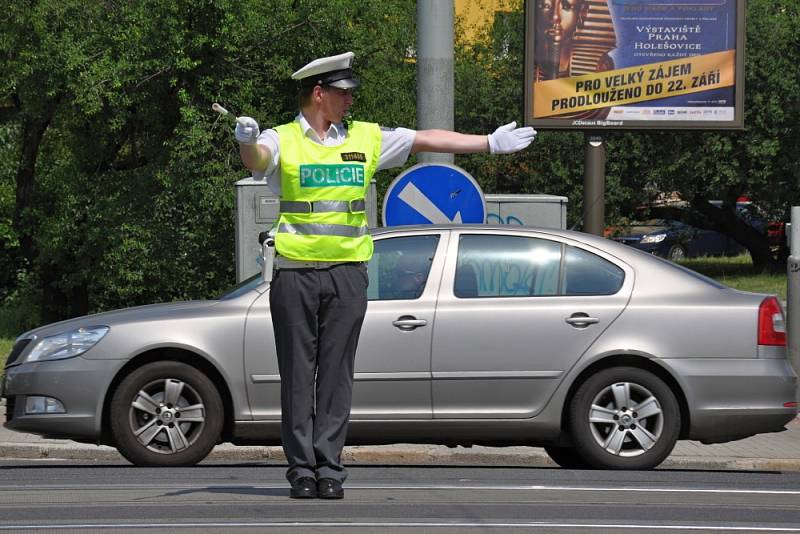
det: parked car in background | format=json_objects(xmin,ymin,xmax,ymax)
[
  {"xmin": 2, "ymin": 225, "xmax": 795, "ymax": 470},
  {"xmin": 606, "ymin": 219, "xmax": 744, "ymax": 260},
  {"xmin": 607, "ymin": 198, "xmax": 786, "ymax": 260}
]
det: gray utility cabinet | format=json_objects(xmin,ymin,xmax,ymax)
[
  {"xmin": 485, "ymin": 194, "xmax": 567, "ymax": 229},
  {"xmin": 234, "ymin": 177, "xmax": 378, "ymax": 282}
]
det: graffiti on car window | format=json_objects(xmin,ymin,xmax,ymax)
[{"xmin": 482, "ymin": 259, "xmax": 533, "ymax": 295}]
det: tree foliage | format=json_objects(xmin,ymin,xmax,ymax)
[{"xmin": 0, "ymin": 0, "xmax": 415, "ymax": 326}]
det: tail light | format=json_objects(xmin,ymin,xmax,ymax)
[{"xmin": 758, "ymin": 296, "xmax": 786, "ymax": 346}]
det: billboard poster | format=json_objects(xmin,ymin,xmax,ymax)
[{"xmin": 524, "ymin": 0, "xmax": 745, "ymax": 130}]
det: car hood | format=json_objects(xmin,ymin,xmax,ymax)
[
  {"xmin": 622, "ymin": 224, "xmax": 670, "ymax": 236},
  {"xmin": 19, "ymin": 300, "xmax": 221, "ymax": 340},
  {"xmin": 612, "ymin": 224, "xmax": 669, "ymax": 238}
]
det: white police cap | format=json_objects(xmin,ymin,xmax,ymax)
[{"xmin": 291, "ymin": 51, "xmax": 360, "ymax": 89}]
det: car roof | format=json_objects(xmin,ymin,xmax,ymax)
[
  {"xmin": 372, "ymin": 224, "xmax": 616, "ymax": 250},
  {"xmin": 370, "ymin": 224, "xmax": 739, "ymax": 293}
]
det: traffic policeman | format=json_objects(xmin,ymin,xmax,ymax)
[{"xmin": 235, "ymin": 52, "xmax": 536, "ymax": 499}]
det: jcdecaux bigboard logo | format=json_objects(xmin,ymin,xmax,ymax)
[{"xmin": 300, "ymin": 164, "xmax": 365, "ymax": 187}]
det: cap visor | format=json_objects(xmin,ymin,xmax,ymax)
[{"xmin": 328, "ymin": 78, "xmax": 360, "ymax": 89}]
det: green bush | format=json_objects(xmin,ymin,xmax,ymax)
[
  {"xmin": 0, "ymin": 338, "xmax": 13, "ymax": 373},
  {"xmin": 0, "ymin": 270, "xmax": 42, "ymax": 338}
]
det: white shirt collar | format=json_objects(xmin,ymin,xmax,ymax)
[{"xmin": 296, "ymin": 113, "xmax": 347, "ymax": 145}]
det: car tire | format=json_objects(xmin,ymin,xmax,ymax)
[
  {"xmin": 544, "ymin": 445, "xmax": 591, "ymax": 469},
  {"xmin": 567, "ymin": 367, "xmax": 680, "ymax": 470},
  {"xmin": 667, "ymin": 245, "xmax": 686, "ymax": 261},
  {"xmin": 110, "ymin": 361, "xmax": 223, "ymax": 467}
]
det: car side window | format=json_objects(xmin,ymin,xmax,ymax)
[
  {"xmin": 367, "ymin": 235, "xmax": 440, "ymax": 301},
  {"xmin": 563, "ymin": 245, "xmax": 625, "ymax": 296},
  {"xmin": 455, "ymin": 235, "xmax": 562, "ymax": 298}
]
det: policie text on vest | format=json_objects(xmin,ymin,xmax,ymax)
[{"xmin": 299, "ymin": 164, "xmax": 365, "ymax": 188}]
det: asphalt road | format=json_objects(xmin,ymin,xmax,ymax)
[{"xmin": 1, "ymin": 460, "xmax": 800, "ymax": 532}]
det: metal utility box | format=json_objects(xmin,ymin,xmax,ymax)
[
  {"xmin": 484, "ymin": 194, "xmax": 567, "ymax": 229},
  {"xmin": 234, "ymin": 177, "xmax": 378, "ymax": 282},
  {"xmin": 235, "ymin": 178, "xmax": 279, "ymax": 283}
]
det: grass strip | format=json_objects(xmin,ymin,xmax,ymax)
[{"xmin": 678, "ymin": 254, "xmax": 787, "ymax": 300}]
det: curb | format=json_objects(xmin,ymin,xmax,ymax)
[
  {"xmin": 662, "ymin": 456, "xmax": 800, "ymax": 472},
  {"xmin": 2, "ymin": 442, "xmax": 800, "ymax": 471}
]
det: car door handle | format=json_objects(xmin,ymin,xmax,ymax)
[
  {"xmin": 565, "ymin": 314, "xmax": 599, "ymax": 327},
  {"xmin": 392, "ymin": 316, "xmax": 428, "ymax": 330}
]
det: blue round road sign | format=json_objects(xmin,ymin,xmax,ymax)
[{"xmin": 382, "ymin": 163, "xmax": 486, "ymax": 226}]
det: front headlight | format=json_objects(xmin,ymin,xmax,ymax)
[
  {"xmin": 640, "ymin": 233, "xmax": 667, "ymax": 244},
  {"xmin": 24, "ymin": 326, "xmax": 109, "ymax": 363}
]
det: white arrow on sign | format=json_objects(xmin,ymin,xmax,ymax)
[{"xmin": 397, "ymin": 182, "xmax": 462, "ymax": 224}]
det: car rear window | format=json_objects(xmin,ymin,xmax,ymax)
[
  {"xmin": 563, "ymin": 246, "xmax": 625, "ymax": 296},
  {"xmin": 454, "ymin": 235, "xmax": 561, "ymax": 297},
  {"xmin": 455, "ymin": 235, "xmax": 624, "ymax": 298}
]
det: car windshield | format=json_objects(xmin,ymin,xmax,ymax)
[{"xmin": 217, "ymin": 274, "xmax": 263, "ymax": 300}]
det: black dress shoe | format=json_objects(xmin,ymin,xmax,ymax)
[
  {"xmin": 289, "ymin": 477, "xmax": 317, "ymax": 499},
  {"xmin": 317, "ymin": 478, "xmax": 344, "ymax": 499}
]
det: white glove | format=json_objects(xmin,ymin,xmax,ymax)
[
  {"xmin": 234, "ymin": 116, "xmax": 260, "ymax": 145},
  {"xmin": 487, "ymin": 121, "xmax": 537, "ymax": 154}
]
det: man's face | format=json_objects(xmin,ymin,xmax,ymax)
[
  {"xmin": 538, "ymin": 0, "xmax": 585, "ymax": 44},
  {"xmin": 319, "ymin": 86, "xmax": 354, "ymax": 123}
]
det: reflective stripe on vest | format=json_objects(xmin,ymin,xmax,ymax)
[
  {"xmin": 278, "ymin": 223, "xmax": 370, "ymax": 238},
  {"xmin": 280, "ymin": 199, "xmax": 366, "ymax": 214}
]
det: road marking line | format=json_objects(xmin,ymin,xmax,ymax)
[
  {"xmin": 352, "ymin": 484, "xmax": 800, "ymax": 495},
  {"xmin": 2, "ymin": 483, "xmax": 800, "ymax": 495},
  {"xmin": 0, "ymin": 522, "xmax": 799, "ymax": 531}
]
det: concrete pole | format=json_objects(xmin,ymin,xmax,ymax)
[
  {"xmin": 583, "ymin": 133, "xmax": 606, "ymax": 235},
  {"xmin": 417, "ymin": 0, "xmax": 454, "ymax": 165},
  {"xmin": 787, "ymin": 207, "xmax": 800, "ymax": 375}
]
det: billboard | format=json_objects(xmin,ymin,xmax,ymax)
[{"xmin": 524, "ymin": 0, "xmax": 745, "ymax": 130}]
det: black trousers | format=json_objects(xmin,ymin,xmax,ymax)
[{"xmin": 269, "ymin": 262, "xmax": 368, "ymax": 483}]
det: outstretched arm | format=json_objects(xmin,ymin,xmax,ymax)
[
  {"xmin": 411, "ymin": 122, "xmax": 537, "ymax": 155},
  {"xmin": 411, "ymin": 129, "xmax": 489, "ymax": 154}
]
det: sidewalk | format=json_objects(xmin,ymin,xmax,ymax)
[{"xmin": 2, "ymin": 403, "xmax": 799, "ymax": 470}]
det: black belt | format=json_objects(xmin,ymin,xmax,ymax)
[{"xmin": 274, "ymin": 256, "xmax": 364, "ymax": 270}]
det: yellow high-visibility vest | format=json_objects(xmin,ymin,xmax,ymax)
[{"xmin": 273, "ymin": 120, "xmax": 381, "ymax": 262}]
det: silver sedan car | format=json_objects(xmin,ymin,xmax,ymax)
[{"xmin": 3, "ymin": 225, "xmax": 797, "ymax": 469}]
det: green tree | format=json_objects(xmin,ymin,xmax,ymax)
[
  {"xmin": 0, "ymin": 0, "xmax": 416, "ymax": 325},
  {"xmin": 2, "ymin": 0, "xmax": 797, "ymax": 331}
]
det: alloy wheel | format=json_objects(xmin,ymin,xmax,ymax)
[
  {"xmin": 587, "ymin": 381, "xmax": 664, "ymax": 457},
  {"xmin": 128, "ymin": 378, "xmax": 207, "ymax": 455}
]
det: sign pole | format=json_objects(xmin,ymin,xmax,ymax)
[
  {"xmin": 583, "ymin": 133, "xmax": 606, "ymax": 235},
  {"xmin": 417, "ymin": 0, "xmax": 454, "ymax": 165},
  {"xmin": 788, "ymin": 207, "xmax": 800, "ymax": 376}
]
